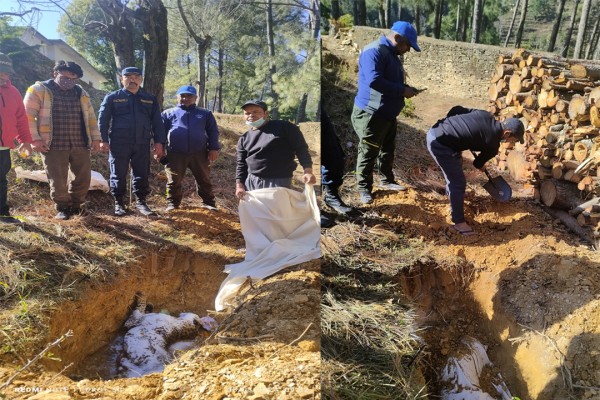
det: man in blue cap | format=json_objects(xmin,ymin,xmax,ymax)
[
  {"xmin": 98, "ymin": 67, "xmax": 166, "ymax": 216},
  {"xmin": 161, "ymin": 85, "xmax": 220, "ymax": 210},
  {"xmin": 352, "ymin": 20, "xmax": 422, "ymax": 204}
]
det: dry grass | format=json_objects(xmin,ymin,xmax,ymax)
[{"xmin": 321, "ymin": 220, "xmax": 430, "ymax": 398}]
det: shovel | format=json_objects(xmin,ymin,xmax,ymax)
[{"xmin": 471, "ymin": 151, "xmax": 512, "ymax": 202}]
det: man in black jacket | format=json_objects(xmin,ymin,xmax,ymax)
[
  {"xmin": 426, "ymin": 106, "xmax": 524, "ymax": 236},
  {"xmin": 235, "ymin": 100, "xmax": 315, "ymax": 199}
]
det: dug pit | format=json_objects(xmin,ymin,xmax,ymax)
[{"xmin": 42, "ymin": 250, "xmax": 226, "ymax": 380}]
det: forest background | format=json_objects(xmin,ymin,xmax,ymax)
[
  {"xmin": 321, "ymin": 0, "xmax": 600, "ymax": 61},
  {"xmin": 1, "ymin": 0, "xmax": 321, "ymax": 122}
]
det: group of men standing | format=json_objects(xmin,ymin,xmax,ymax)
[{"xmin": 0, "ymin": 54, "xmax": 314, "ymax": 223}]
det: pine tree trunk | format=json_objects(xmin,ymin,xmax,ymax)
[
  {"xmin": 547, "ymin": 0, "xmax": 566, "ymax": 52},
  {"xmin": 514, "ymin": 0, "xmax": 529, "ymax": 48},
  {"xmin": 504, "ymin": 0, "xmax": 521, "ymax": 47},
  {"xmin": 562, "ymin": 0, "xmax": 581, "ymax": 57},
  {"xmin": 573, "ymin": 0, "xmax": 592, "ymax": 59}
]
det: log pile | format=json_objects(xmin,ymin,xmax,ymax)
[{"xmin": 488, "ymin": 49, "xmax": 600, "ymax": 237}]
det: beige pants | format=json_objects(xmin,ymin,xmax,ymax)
[{"xmin": 40, "ymin": 148, "xmax": 91, "ymax": 210}]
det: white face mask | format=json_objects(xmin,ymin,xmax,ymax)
[{"xmin": 245, "ymin": 118, "xmax": 266, "ymax": 128}]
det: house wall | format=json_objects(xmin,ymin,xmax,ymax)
[{"xmin": 20, "ymin": 28, "xmax": 108, "ymax": 89}]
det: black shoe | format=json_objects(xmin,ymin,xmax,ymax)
[
  {"xmin": 359, "ymin": 191, "xmax": 373, "ymax": 204},
  {"xmin": 135, "ymin": 201, "xmax": 156, "ymax": 216},
  {"xmin": 69, "ymin": 206, "xmax": 83, "ymax": 216},
  {"xmin": 380, "ymin": 181, "xmax": 406, "ymax": 191},
  {"xmin": 0, "ymin": 214, "xmax": 20, "ymax": 224},
  {"xmin": 55, "ymin": 210, "xmax": 70, "ymax": 220},
  {"xmin": 320, "ymin": 213, "xmax": 334, "ymax": 228},
  {"xmin": 114, "ymin": 202, "xmax": 127, "ymax": 217},
  {"xmin": 203, "ymin": 200, "xmax": 217, "ymax": 209}
]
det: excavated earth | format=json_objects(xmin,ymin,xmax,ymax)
[
  {"xmin": 0, "ymin": 119, "xmax": 321, "ymax": 399},
  {"xmin": 323, "ymin": 34, "xmax": 600, "ymax": 400}
]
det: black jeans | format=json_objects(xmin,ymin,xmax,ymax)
[{"xmin": 0, "ymin": 149, "xmax": 12, "ymax": 215}]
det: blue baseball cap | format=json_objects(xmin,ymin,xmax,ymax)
[
  {"xmin": 121, "ymin": 67, "xmax": 143, "ymax": 76},
  {"xmin": 391, "ymin": 21, "xmax": 421, "ymax": 52},
  {"xmin": 176, "ymin": 85, "xmax": 197, "ymax": 96}
]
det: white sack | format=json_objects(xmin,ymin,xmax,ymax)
[
  {"xmin": 15, "ymin": 166, "xmax": 109, "ymax": 192},
  {"xmin": 215, "ymin": 185, "xmax": 320, "ymax": 311},
  {"xmin": 441, "ymin": 336, "xmax": 512, "ymax": 400}
]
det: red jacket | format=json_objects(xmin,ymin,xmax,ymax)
[{"xmin": 0, "ymin": 79, "xmax": 32, "ymax": 148}]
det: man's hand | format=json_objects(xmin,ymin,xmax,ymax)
[
  {"xmin": 208, "ymin": 149, "xmax": 219, "ymax": 163},
  {"xmin": 31, "ymin": 140, "xmax": 49, "ymax": 153},
  {"xmin": 100, "ymin": 142, "xmax": 110, "ymax": 153},
  {"xmin": 154, "ymin": 143, "xmax": 165, "ymax": 159},
  {"xmin": 235, "ymin": 182, "xmax": 246, "ymax": 200},
  {"xmin": 403, "ymin": 86, "xmax": 417, "ymax": 98},
  {"xmin": 18, "ymin": 142, "xmax": 33, "ymax": 158},
  {"xmin": 91, "ymin": 140, "xmax": 101, "ymax": 152},
  {"xmin": 302, "ymin": 168, "xmax": 316, "ymax": 185}
]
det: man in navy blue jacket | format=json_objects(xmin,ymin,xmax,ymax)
[
  {"xmin": 161, "ymin": 85, "xmax": 220, "ymax": 210},
  {"xmin": 352, "ymin": 21, "xmax": 421, "ymax": 204},
  {"xmin": 98, "ymin": 67, "xmax": 166, "ymax": 216},
  {"xmin": 427, "ymin": 106, "xmax": 525, "ymax": 236}
]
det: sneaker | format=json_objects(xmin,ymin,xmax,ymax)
[
  {"xmin": 324, "ymin": 195, "xmax": 355, "ymax": 215},
  {"xmin": 380, "ymin": 181, "xmax": 406, "ymax": 191},
  {"xmin": 359, "ymin": 191, "xmax": 373, "ymax": 204},
  {"xmin": 165, "ymin": 203, "xmax": 178, "ymax": 212},
  {"xmin": 135, "ymin": 201, "xmax": 157, "ymax": 216},
  {"xmin": 114, "ymin": 202, "xmax": 128, "ymax": 217},
  {"xmin": 55, "ymin": 210, "xmax": 70, "ymax": 220}
]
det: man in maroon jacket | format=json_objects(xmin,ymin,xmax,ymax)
[{"xmin": 0, "ymin": 53, "xmax": 34, "ymax": 223}]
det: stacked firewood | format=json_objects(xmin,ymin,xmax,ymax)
[{"xmin": 488, "ymin": 49, "xmax": 600, "ymax": 236}]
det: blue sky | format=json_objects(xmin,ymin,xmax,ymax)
[{"xmin": 3, "ymin": 0, "xmax": 62, "ymax": 39}]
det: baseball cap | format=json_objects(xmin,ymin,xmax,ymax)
[
  {"xmin": 502, "ymin": 118, "xmax": 525, "ymax": 144},
  {"xmin": 0, "ymin": 53, "xmax": 15, "ymax": 74},
  {"xmin": 241, "ymin": 99, "xmax": 268, "ymax": 111},
  {"xmin": 391, "ymin": 21, "xmax": 421, "ymax": 52},
  {"xmin": 176, "ymin": 85, "xmax": 197, "ymax": 96},
  {"xmin": 121, "ymin": 67, "xmax": 143, "ymax": 76}
]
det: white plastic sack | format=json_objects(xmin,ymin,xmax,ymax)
[
  {"xmin": 14, "ymin": 166, "xmax": 109, "ymax": 192},
  {"xmin": 215, "ymin": 185, "xmax": 321, "ymax": 311},
  {"xmin": 441, "ymin": 336, "xmax": 512, "ymax": 400}
]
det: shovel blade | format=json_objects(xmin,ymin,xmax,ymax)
[{"xmin": 483, "ymin": 176, "xmax": 512, "ymax": 202}]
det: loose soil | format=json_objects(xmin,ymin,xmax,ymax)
[
  {"xmin": 323, "ymin": 34, "xmax": 600, "ymax": 400},
  {"xmin": 0, "ymin": 117, "xmax": 321, "ymax": 399}
]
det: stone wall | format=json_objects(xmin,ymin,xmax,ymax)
[{"xmin": 352, "ymin": 26, "xmax": 507, "ymax": 101}]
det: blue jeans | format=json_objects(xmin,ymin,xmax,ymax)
[{"xmin": 427, "ymin": 129, "xmax": 466, "ymax": 224}]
